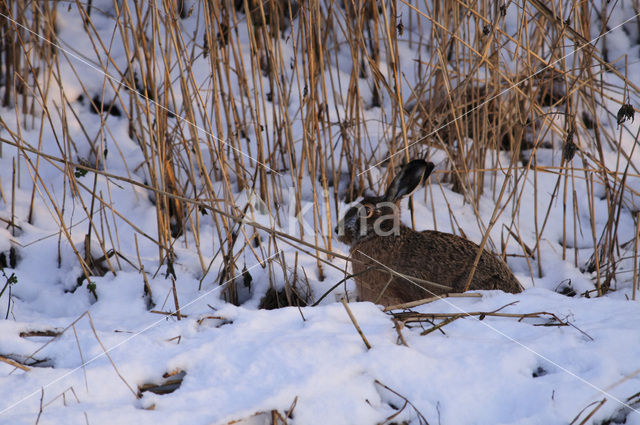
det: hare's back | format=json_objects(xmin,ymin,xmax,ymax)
[{"xmin": 416, "ymin": 229, "xmax": 521, "ymax": 293}]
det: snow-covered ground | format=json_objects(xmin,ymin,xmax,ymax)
[{"xmin": 1, "ymin": 1, "xmax": 639, "ymax": 424}]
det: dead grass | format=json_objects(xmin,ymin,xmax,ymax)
[{"xmin": 0, "ymin": 0, "xmax": 639, "ymax": 302}]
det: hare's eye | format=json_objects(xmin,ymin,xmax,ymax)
[{"xmin": 363, "ymin": 204, "xmax": 375, "ymax": 218}]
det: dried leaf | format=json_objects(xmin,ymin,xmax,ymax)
[{"xmin": 616, "ymin": 103, "xmax": 635, "ymax": 126}]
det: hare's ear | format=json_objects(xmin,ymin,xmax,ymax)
[{"xmin": 383, "ymin": 160, "xmax": 434, "ymax": 202}]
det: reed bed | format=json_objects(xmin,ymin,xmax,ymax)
[{"xmin": 0, "ymin": 0, "xmax": 639, "ymax": 304}]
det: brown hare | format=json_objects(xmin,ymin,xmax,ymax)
[{"xmin": 335, "ymin": 160, "xmax": 522, "ymax": 306}]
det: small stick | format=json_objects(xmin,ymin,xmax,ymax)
[
  {"xmin": 134, "ymin": 235, "xmax": 154, "ymax": 309},
  {"xmin": 392, "ymin": 319, "xmax": 409, "ymax": 347},
  {"xmin": 284, "ymin": 396, "xmax": 298, "ymax": 420},
  {"xmin": 0, "ymin": 355, "xmax": 30, "ymax": 371},
  {"xmin": 341, "ymin": 298, "xmax": 371, "ymax": 350},
  {"xmin": 395, "ymin": 307, "xmax": 593, "ymax": 340},
  {"xmin": 0, "ymin": 175, "xmax": 5, "ymax": 204},
  {"xmin": 16, "ymin": 312, "xmax": 89, "ymax": 371},
  {"xmin": 34, "ymin": 387, "xmax": 44, "ymax": 425},
  {"xmin": 373, "ymin": 273, "xmax": 395, "ymax": 305},
  {"xmin": 634, "ymin": 211, "xmax": 639, "ymax": 301},
  {"xmin": 171, "ymin": 278, "xmax": 181, "ymax": 320},
  {"xmin": 150, "ymin": 310, "xmax": 189, "ymax": 319},
  {"xmin": 42, "ymin": 386, "xmax": 80, "ymax": 409},
  {"xmin": 603, "ymin": 366, "xmax": 640, "ymax": 393},
  {"xmin": 569, "ymin": 398, "xmax": 607, "ymax": 425},
  {"xmin": 420, "ymin": 316, "xmax": 461, "ymax": 336},
  {"xmin": 384, "ymin": 293, "xmax": 482, "ymax": 311},
  {"xmin": 86, "ymin": 312, "xmax": 138, "ymax": 398},
  {"xmin": 312, "ymin": 266, "xmax": 377, "ymax": 306},
  {"xmin": 10, "ymin": 159, "xmax": 16, "ymax": 237},
  {"xmin": 374, "ymin": 380, "xmax": 429, "ymax": 424},
  {"xmin": 72, "ymin": 324, "xmax": 89, "ymax": 392}
]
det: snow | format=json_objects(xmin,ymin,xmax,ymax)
[
  {"xmin": 2, "ymin": 292, "xmax": 639, "ymax": 424},
  {"xmin": 0, "ymin": 1, "xmax": 639, "ymax": 424}
]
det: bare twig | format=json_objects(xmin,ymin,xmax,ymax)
[{"xmin": 341, "ymin": 298, "xmax": 371, "ymax": 350}]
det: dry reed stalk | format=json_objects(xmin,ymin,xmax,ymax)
[
  {"xmin": 341, "ymin": 297, "xmax": 371, "ymax": 350},
  {"xmin": 569, "ymin": 398, "xmax": 607, "ymax": 425},
  {"xmin": 86, "ymin": 312, "xmax": 139, "ymax": 398},
  {"xmin": 2, "ymin": 0, "xmax": 640, "ymax": 306},
  {"xmin": 634, "ymin": 212, "xmax": 639, "ymax": 301},
  {"xmin": 0, "ymin": 133, "xmax": 356, "ymax": 267},
  {"xmin": 383, "ymin": 292, "xmax": 483, "ymax": 312},
  {"xmin": 171, "ymin": 278, "xmax": 182, "ymax": 320},
  {"xmin": 6, "ymin": 130, "xmax": 95, "ymax": 285},
  {"xmin": 0, "ymin": 355, "xmax": 30, "ymax": 371},
  {"xmin": 71, "ymin": 324, "xmax": 89, "ymax": 392}
]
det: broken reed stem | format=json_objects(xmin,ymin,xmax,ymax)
[
  {"xmin": 384, "ymin": 292, "xmax": 482, "ymax": 312},
  {"xmin": 41, "ymin": 386, "xmax": 81, "ymax": 410},
  {"xmin": 150, "ymin": 309, "xmax": 189, "ymax": 318},
  {"xmin": 392, "ymin": 318, "xmax": 409, "ymax": 347},
  {"xmin": 86, "ymin": 312, "xmax": 139, "ymax": 398},
  {"xmin": 341, "ymin": 298, "xmax": 371, "ymax": 350},
  {"xmin": 569, "ymin": 398, "xmax": 607, "ymax": 425},
  {"xmin": 395, "ymin": 306, "xmax": 593, "ymax": 341},
  {"xmin": 171, "ymin": 278, "xmax": 181, "ymax": 320},
  {"xmin": 34, "ymin": 387, "xmax": 44, "ymax": 425},
  {"xmin": 0, "ymin": 354, "xmax": 30, "ymax": 371},
  {"xmin": 10, "ymin": 158, "xmax": 15, "ymax": 237},
  {"xmin": 135, "ymin": 234, "xmax": 154, "ymax": 309},
  {"xmin": 71, "ymin": 324, "xmax": 89, "ymax": 392},
  {"xmin": 634, "ymin": 211, "xmax": 639, "ymax": 301}
]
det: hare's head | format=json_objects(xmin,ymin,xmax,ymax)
[{"xmin": 335, "ymin": 160, "xmax": 435, "ymax": 245}]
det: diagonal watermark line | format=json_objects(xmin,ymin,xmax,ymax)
[
  {"xmin": 0, "ymin": 10, "xmax": 280, "ymax": 176},
  {"xmin": 359, "ymin": 11, "xmax": 640, "ymax": 177},
  {"xmin": 356, "ymin": 250, "xmax": 640, "ymax": 414},
  {"xmin": 0, "ymin": 251, "xmax": 282, "ymax": 416}
]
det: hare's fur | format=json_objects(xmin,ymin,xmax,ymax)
[
  {"xmin": 336, "ymin": 160, "xmax": 522, "ymax": 306},
  {"xmin": 351, "ymin": 226, "xmax": 522, "ymax": 306}
]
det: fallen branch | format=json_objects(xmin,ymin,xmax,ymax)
[{"xmin": 390, "ymin": 302, "xmax": 593, "ymax": 339}]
